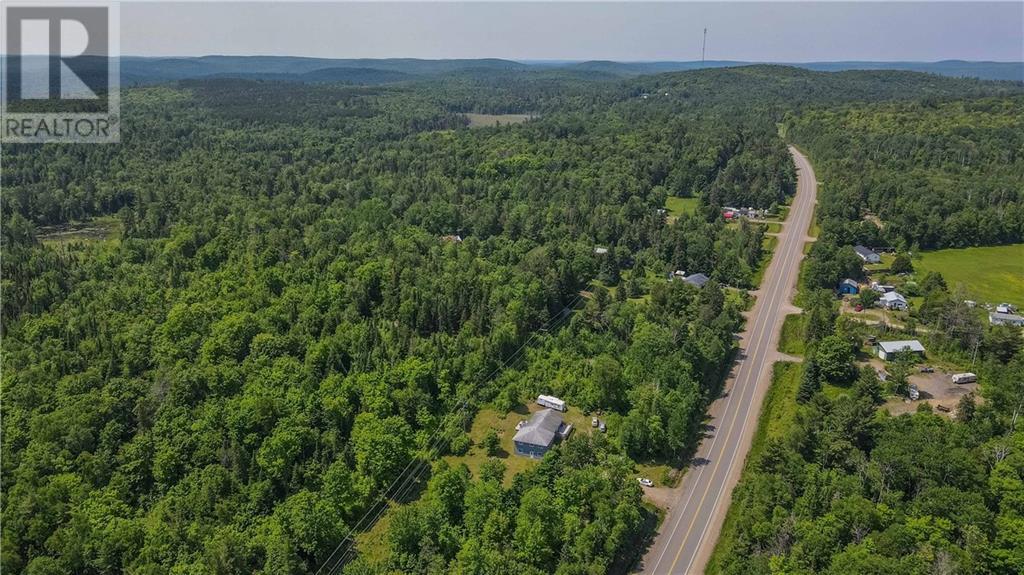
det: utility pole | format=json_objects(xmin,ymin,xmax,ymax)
[{"xmin": 702, "ymin": 27, "xmax": 707, "ymax": 63}]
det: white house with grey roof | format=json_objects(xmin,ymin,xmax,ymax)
[
  {"xmin": 513, "ymin": 409, "xmax": 573, "ymax": 458},
  {"xmin": 879, "ymin": 291, "xmax": 909, "ymax": 311}
]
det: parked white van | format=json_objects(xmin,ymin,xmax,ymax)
[{"xmin": 951, "ymin": 373, "xmax": 977, "ymax": 385}]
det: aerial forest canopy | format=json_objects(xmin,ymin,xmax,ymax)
[
  {"xmin": 788, "ymin": 96, "xmax": 1024, "ymax": 251},
  {"xmin": 1, "ymin": 66, "xmax": 1020, "ymax": 575},
  {"xmin": 712, "ymin": 76, "xmax": 1024, "ymax": 575}
]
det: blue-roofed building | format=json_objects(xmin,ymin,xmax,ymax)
[{"xmin": 839, "ymin": 278, "xmax": 860, "ymax": 295}]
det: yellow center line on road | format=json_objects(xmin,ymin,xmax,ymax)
[
  {"xmin": 676, "ymin": 151, "xmax": 815, "ymax": 574},
  {"xmin": 651, "ymin": 178, "xmax": 800, "ymax": 572},
  {"xmin": 663, "ymin": 205, "xmax": 795, "ymax": 574},
  {"xmin": 658, "ymin": 149, "xmax": 814, "ymax": 575}
]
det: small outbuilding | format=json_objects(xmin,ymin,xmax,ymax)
[
  {"xmin": 513, "ymin": 409, "xmax": 573, "ymax": 459},
  {"xmin": 876, "ymin": 340, "xmax": 925, "ymax": 361},
  {"xmin": 870, "ymin": 282, "xmax": 896, "ymax": 294},
  {"xmin": 854, "ymin": 245, "xmax": 881, "ymax": 264},
  {"xmin": 838, "ymin": 279, "xmax": 860, "ymax": 295}
]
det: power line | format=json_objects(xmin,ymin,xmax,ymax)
[
  {"xmin": 316, "ymin": 293, "xmax": 585, "ymax": 575},
  {"xmin": 322, "ymin": 294, "xmax": 583, "ymax": 574}
]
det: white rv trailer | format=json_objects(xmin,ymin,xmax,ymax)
[{"xmin": 536, "ymin": 395, "xmax": 566, "ymax": 412}]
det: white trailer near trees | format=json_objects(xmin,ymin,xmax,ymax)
[
  {"xmin": 951, "ymin": 373, "xmax": 977, "ymax": 384},
  {"xmin": 536, "ymin": 394, "xmax": 566, "ymax": 412}
]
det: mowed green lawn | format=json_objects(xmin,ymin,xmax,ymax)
[{"xmin": 916, "ymin": 244, "xmax": 1024, "ymax": 305}]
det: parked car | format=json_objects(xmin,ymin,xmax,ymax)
[
  {"xmin": 591, "ymin": 417, "xmax": 599, "ymax": 428},
  {"xmin": 598, "ymin": 421, "xmax": 607, "ymax": 433},
  {"xmin": 920, "ymin": 366, "xmax": 934, "ymax": 373},
  {"xmin": 637, "ymin": 478, "xmax": 653, "ymax": 487},
  {"xmin": 908, "ymin": 384, "xmax": 920, "ymax": 401}
]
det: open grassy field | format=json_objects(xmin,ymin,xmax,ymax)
[
  {"xmin": 915, "ymin": 243, "xmax": 1024, "ymax": 305},
  {"xmin": 465, "ymin": 112, "xmax": 536, "ymax": 128},
  {"xmin": 706, "ymin": 361, "xmax": 802, "ymax": 574}
]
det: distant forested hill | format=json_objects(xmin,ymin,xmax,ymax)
[{"xmin": 109, "ymin": 56, "xmax": 1024, "ymax": 87}]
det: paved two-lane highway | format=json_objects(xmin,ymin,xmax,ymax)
[{"xmin": 640, "ymin": 147, "xmax": 818, "ymax": 574}]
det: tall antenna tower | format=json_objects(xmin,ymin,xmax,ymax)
[{"xmin": 702, "ymin": 27, "xmax": 708, "ymax": 63}]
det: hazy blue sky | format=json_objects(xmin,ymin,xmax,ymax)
[{"xmin": 122, "ymin": 2, "xmax": 1023, "ymax": 62}]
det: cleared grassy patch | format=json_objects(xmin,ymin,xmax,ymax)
[
  {"xmin": 665, "ymin": 195, "xmax": 699, "ymax": 215},
  {"xmin": 915, "ymin": 243, "xmax": 1024, "ymax": 305},
  {"xmin": 664, "ymin": 195, "xmax": 700, "ymax": 223},
  {"xmin": 465, "ymin": 113, "xmax": 536, "ymax": 128},
  {"xmin": 778, "ymin": 313, "xmax": 806, "ymax": 356},
  {"xmin": 635, "ymin": 462, "xmax": 677, "ymax": 488},
  {"xmin": 707, "ymin": 361, "xmax": 802, "ymax": 574},
  {"xmin": 443, "ymin": 403, "xmax": 596, "ymax": 486},
  {"xmin": 354, "ymin": 505, "xmax": 393, "ymax": 565},
  {"xmin": 38, "ymin": 215, "xmax": 120, "ymax": 247}
]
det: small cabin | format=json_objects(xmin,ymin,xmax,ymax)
[{"xmin": 838, "ymin": 279, "xmax": 859, "ymax": 295}]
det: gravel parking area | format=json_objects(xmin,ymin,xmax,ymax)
[{"xmin": 882, "ymin": 367, "xmax": 979, "ymax": 416}]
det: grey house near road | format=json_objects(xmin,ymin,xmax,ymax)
[
  {"xmin": 854, "ymin": 245, "xmax": 881, "ymax": 263},
  {"xmin": 513, "ymin": 409, "xmax": 573, "ymax": 458}
]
